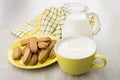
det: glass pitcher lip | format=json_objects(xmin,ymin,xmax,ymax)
[{"xmin": 63, "ymin": 3, "xmax": 89, "ymax": 13}]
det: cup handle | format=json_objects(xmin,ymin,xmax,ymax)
[
  {"xmin": 91, "ymin": 54, "xmax": 106, "ymax": 68},
  {"xmin": 89, "ymin": 13, "xmax": 101, "ymax": 36}
]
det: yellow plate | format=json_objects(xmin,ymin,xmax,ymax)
[{"xmin": 7, "ymin": 35, "xmax": 59, "ymax": 69}]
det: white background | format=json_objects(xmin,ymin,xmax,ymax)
[{"xmin": 0, "ymin": 0, "xmax": 120, "ymax": 80}]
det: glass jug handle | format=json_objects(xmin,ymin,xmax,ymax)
[{"xmin": 89, "ymin": 13, "xmax": 101, "ymax": 36}]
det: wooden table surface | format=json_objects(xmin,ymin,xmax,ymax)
[{"xmin": 0, "ymin": 0, "xmax": 120, "ymax": 80}]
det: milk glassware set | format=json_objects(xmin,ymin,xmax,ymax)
[{"xmin": 54, "ymin": 3, "xmax": 106, "ymax": 75}]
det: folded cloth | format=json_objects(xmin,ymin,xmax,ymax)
[
  {"xmin": 11, "ymin": 16, "xmax": 39, "ymax": 38},
  {"xmin": 11, "ymin": 7, "xmax": 66, "ymax": 39}
]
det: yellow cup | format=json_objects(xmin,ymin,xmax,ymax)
[{"xmin": 54, "ymin": 36, "xmax": 106, "ymax": 75}]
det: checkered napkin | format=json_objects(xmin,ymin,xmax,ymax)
[{"xmin": 11, "ymin": 7, "xmax": 66, "ymax": 39}]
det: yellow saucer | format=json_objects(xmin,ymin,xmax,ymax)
[{"xmin": 7, "ymin": 35, "xmax": 59, "ymax": 69}]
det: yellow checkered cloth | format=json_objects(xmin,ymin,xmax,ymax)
[{"xmin": 11, "ymin": 7, "xmax": 66, "ymax": 39}]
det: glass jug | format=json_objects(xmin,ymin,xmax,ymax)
[{"xmin": 62, "ymin": 3, "xmax": 100, "ymax": 38}]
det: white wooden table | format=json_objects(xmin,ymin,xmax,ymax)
[{"xmin": 0, "ymin": 0, "xmax": 120, "ymax": 80}]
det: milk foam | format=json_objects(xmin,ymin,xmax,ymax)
[{"xmin": 55, "ymin": 36, "xmax": 96, "ymax": 59}]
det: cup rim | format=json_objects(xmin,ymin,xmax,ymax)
[{"xmin": 54, "ymin": 36, "xmax": 96, "ymax": 59}]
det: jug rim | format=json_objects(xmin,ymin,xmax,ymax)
[{"xmin": 63, "ymin": 3, "xmax": 89, "ymax": 13}]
